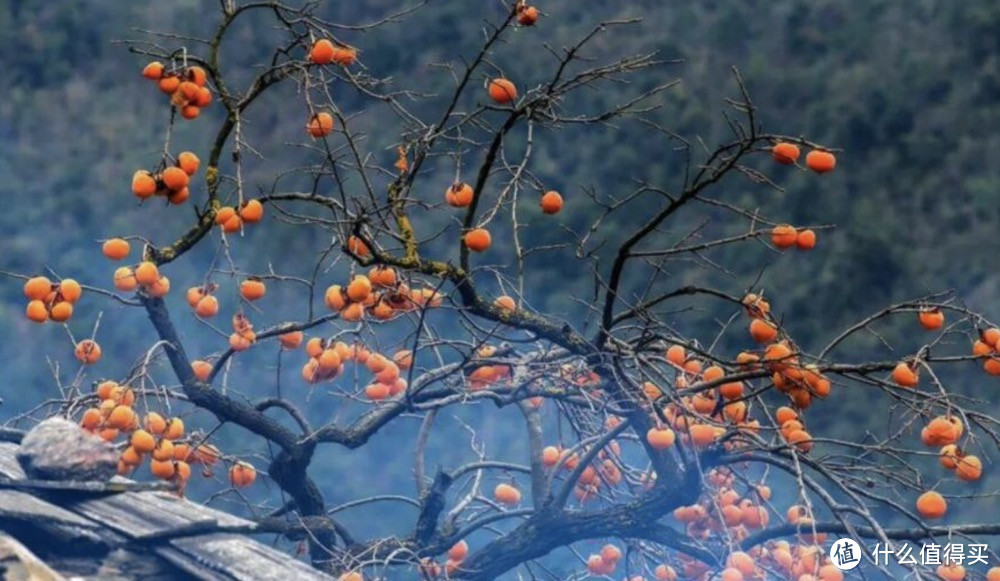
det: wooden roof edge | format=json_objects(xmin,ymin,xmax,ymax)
[{"xmin": 0, "ymin": 476, "xmax": 177, "ymax": 495}]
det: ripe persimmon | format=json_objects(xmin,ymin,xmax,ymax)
[
  {"xmin": 114, "ymin": 267, "xmax": 138, "ymax": 292},
  {"xmin": 240, "ymin": 278, "xmax": 266, "ymax": 301},
  {"xmin": 726, "ymin": 552, "xmax": 755, "ymax": 577},
  {"xmin": 368, "ymin": 266, "xmax": 396, "ymax": 287},
  {"xmin": 541, "ymin": 446, "xmax": 561, "ymax": 467},
  {"xmin": 310, "ymin": 39, "xmax": 335, "ymax": 64},
  {"xmin": 148, "ymin": 276, "xmax": 171, "ymax": 298},
  {"xmin": 307, "ymin": 112, "xmax": 334, "ymax": 137},
  {"xmin": 666, "ymin": 345, "xmax": 686, "ymax": 366},
  {"xmin": 742, "ymin": 293, "xmax": 771, "ymax": 318},
  {"xmin": 749, "ymin": 318, "xmax": 778, "ymax": 343},
  {"xmin": 365, "ymin": 353, "xmax": 388, "ymax": 374},
  {"xmin": 940, "ymin": 444, "xmax": 962, "ymax": 470},
  {"xmin": 719, "ymin": 380, "xmax": 744, "ymax": 400},
  {"xmin": 805, "ymin": 150, "xmax": 836, "ymax": 174},
  {"xmin": 195, "ymin": 295, "xmax": 219, "ymax": 318},
  {"xmin": 703, "ymin": 365, "xmax": 724, "ymax": 382},
  {"xmin": 955, "ymin": 454, "xmax": 983, "ymax": 481},
  {"xmin": 916, "ymin": 490, "xmax": 947, "ymax": 519},
  {"xmin": 517, "ymin": 5, "xmax": 539, "ymax": 26},
  {"xmin": 771, "ymin": 224, "xmax": 798, "ymax": 249},
  {"xmin": 229, "ymin": 332, "xmax": 254, "ymax": 351},
  {"xmin": 922, "ymin": 416, "xmax": 961, "ymax": 446},
  {"xmin": 446, "ymin": 183, "xmax": 474, "ymax": 207},
  {"xmin": 74, "ymin": 339, "xmax": 102, "ymax": 364},
  {"xmin": 158, "ymin": 75, "xmax": 180, "ymax": 94},
  {"xmin": 494, "ymin": 483, "xmax": 521, "ymax": 505},
  {"xmin": 494, "ymin": 295, "xmax": 517, "ymax": 312},
  {"xmin": 161, "ymin": 166, "xmax": 189, "ymax": 191},
  {"xmin": 600, "ymin": 544, "xmax": 622, "ymax": 564},
  {"xmin": 230, "ymin": 462, "xmax": 256, "ymax": 487},
  {"xmin": 918, "ymin": 307, "xmax": 945, "ymax": 330},
  {"xmin": 393, "ymin": 349, "xmax": 413, "ymax": 370},
  {"xmin": 341, "ymin": 302, "xmax": 364, "ymax": 322},
  {"xmin": 540, "ymin": 190, "xmax": 563, "ymax": 214},
  {"xmin": 771, "ymin": 142, "xmax": 800, "ymax": 164},
  {"xmin": 448, "ymin": 540, "xmax": 469, "ymax": 562},
  {"xmin": 102, "ymin": 238, "xmax": 131, "ymax": 260},
  {"xmin": 164, "ymin": 417, "xmax": 185, "ymax": 441},
  {"xmin": 56, "ymin": 278, "xmax": 83, "ymax": 304},
  {"xmin": 325, "ymin": 285, "xmax": 347, "ymax": 311},
  {"xmin": 240, "ymin": 199, "xmax": 264, "ymax": 223},
  {"xmin": 134, "ymin": 261, "xmax": 159, "ymax": 286},
  {"xmin": 646, "ymin": 427, "xmax": 676, "ymax": 450},
  {"xmin": 150, "ymin": 459, "xmax": 175, "ymax": 479},
  {"xmin": 220, "ymin": 212, "xmax": 242, "ymax": 233},
  {"xmin": 786, "ymin": 429, "xmax": 812, "ymax": 452},
  {"xmin": 938, "ymin": 563, "xmax": 965, "ymax": 581},
  {"xmin": 142, "ymin": 62, "xmax": 165, "ymax": 80},
  {"xmin": 317, "ymin": 352, "xmax": 345, "ymax": 380},
  {"xmin": 95, "ymin": 381, "xmax": 118, "ymax": 400},
  {"xmin": 347, "ymin": 275, "xmax": 373, "ymax": 302},
  {"xmin": 365, "ymin": 382, "xmax": 390, "ymax": 401},
  {"xmin": 191, "ymin": 360, "xmax": 212, "ymax": 381},
  {"xmin": 177, "ymin": 81, "xmax": 200, "ymax": 104},
  {"xmin": 107, "ymin": 405, "xmax": 136, "ymax": 430},
  {"xmin": 23, "ymin": 276, "xmax": 52, "ymax": 301},
  {"xmin": 891, "ymin": 362, "xmax": 919, "ymax": 388},
  {"xmin": 347, "ymin": 235, "xmax": 370, "ymax": 257},
  {"xmin": 215, "ymin": 206, "xmax": 237, "ymax": 226},
  {"xmin": 795, "ymin": 229, "xmax": 816, "ymax": 250},
  {"xmin": 331, "ymin": 46, "xmax": 357, "ymax": 66},
  {"xmin": 487, "ymin": 78, "xmax": 517, "ymax": 104},
  {"xmin": 195, "ymin": 87, "xmax": 213, "ymax": 107},
  {"xmin": 170, "ymin": 155, "xmax": 198, "ymax": 180},
  {"xmin": 689, "ymin": 423, "xmax": 717, "ymax": 448},
  {"xmin": 49, "ymin": 301, "xmax": 73, "ymax": 322},
  {"xmin": 972, "ymin": 340, "xmax": 993, "ymax": 357},
  {"xmin": 775, "ymin": 406, "xmax": 798, "ymax": 425},
  {"xmin": 464, "ymin": 228, "xmax": 492, "ymax": 252},
  {"xmin": 131, "ymin": 430, "xmax": 156, "ymax": 454},
  {"xmin": 144, "ymin": 412, "xmax": 167, "ymax": 436},
  {"xmin": 185, "ymin": 66, "xmax": 207, "ymax": 87},
  {"xmin": 280, "ymin": 331, "xmax": 304, "ymax": 350},
  {"xmin": 120, "ymin": 446, "xmax": 142, "ymax": 466},
  {"xmin": 25, "ymin": 300, "xmax": 48, "ymax": 323}
]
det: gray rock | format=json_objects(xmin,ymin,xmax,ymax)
[{"xmin": 15, "ymin": 418, "xmax": 117, "ymax": 482}]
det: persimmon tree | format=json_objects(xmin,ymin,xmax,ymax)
[{"xmin": 4, "ymin": 2, "xmax": 1000, "ymax": 580}]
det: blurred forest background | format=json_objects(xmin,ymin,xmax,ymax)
[{"xmin": 2, "ymin": 0, "xmax": 1000, "ymax": 575}]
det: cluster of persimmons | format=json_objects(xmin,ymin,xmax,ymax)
[
  {"xmin": 77, "ymin": 380, "xmax": 254, "ymax": 488},
  {"xmin": 322, "ymin": 256, "xmax": 445, "ymax": 325},
  {"xmin": 22, "ymin": 275, "xmax": 82, "ymax": 324},
  {"xmin": 131, "ymin": 150, "xmax": 200, "ymax": 204},
  {"xmin": 141, "ymin": 61, "xmax": 213, "ymax": 119}
]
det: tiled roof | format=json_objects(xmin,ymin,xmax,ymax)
[{"xmin": 0, "ymin": 442, "xmax": 333, "ymax": 581}]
